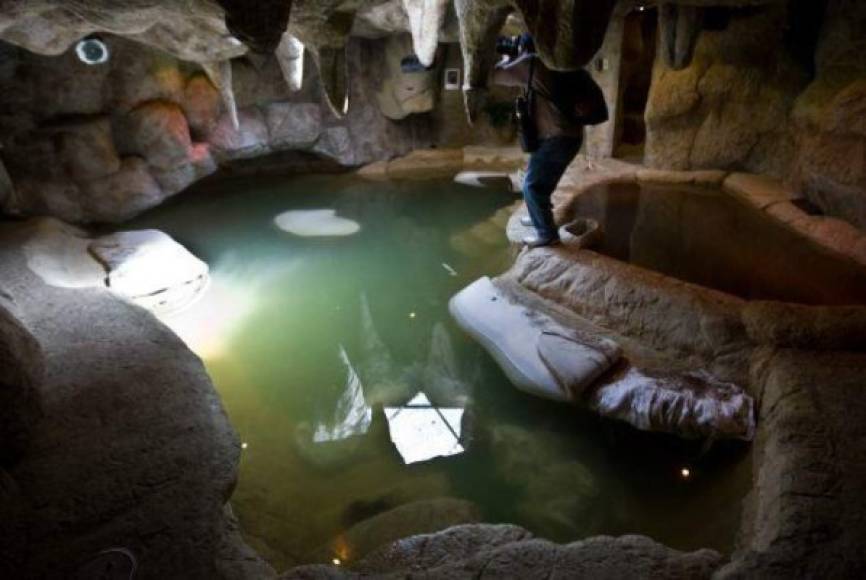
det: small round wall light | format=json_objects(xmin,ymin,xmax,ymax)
[{"xmin": 75, "ymin": 36, "xmax": 110, "ymax": 65}]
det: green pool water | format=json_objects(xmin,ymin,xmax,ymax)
[{"xmin": 124, "ymin": 172, "xmax": 750, "ymax": 569}]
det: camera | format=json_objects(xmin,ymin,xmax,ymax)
[{"xmin": 495, "ymin": 34, "xmax": 534, "ymax": 59}]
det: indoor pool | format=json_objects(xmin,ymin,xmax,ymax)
[
  {"xmin": 571, "ymin": 182, "xmax": 866, "ymax": 305},
  {"xmin": 122, "ymin": 172, "xmax": 750, "ymax": 569}
]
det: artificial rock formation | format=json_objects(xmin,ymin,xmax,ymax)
[
  {"xmin": 0, "ymin": 219, "xmax": 269, "ymax": 579},
  {"xmin": 0, "ymin": 296, "xmax": 43, "ymax": 467},
  {"xmin": 645, "ymin": 0, "xmax": 866, "ymax": 229},
  {"xmin": 0, "ymin": 32, "xmax": 430, "ymax": 223}
]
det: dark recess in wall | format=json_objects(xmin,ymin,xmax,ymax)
[{"xmin": 783, "ymin": 0, "xmax": 828, "ymax": 78}]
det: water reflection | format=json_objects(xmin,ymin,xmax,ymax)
[
  {"xmin": 312, "ymin": 346, "xmax": 372, "ymax": 443},
  {"xmin": 384, "ymin": 393, "xmax": 465, "ymax": 465},
  {"xmin": 274, "ymin": 209, "xmax": 361, "ymax": 237},
  {"xmin": 120, "ymin": 174, "xmax": 748, "ymax": 564},
  {"xmin": 573, "ymin": 182, "xmax": 866, "ymax": 304}
]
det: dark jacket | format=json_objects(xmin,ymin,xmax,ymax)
[{"xmin": 493, "ymin": 54, "xmax": 608, "ymax": 140}]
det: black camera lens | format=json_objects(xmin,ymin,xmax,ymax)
[{"xmin": 495, "ymin": 36, "xmax": 520, "ymax": 58}]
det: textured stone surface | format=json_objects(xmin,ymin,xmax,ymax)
[
  {"xmin": 385, "ymin": 148, "xmax": 465, "ymax": 179},
  {"xmin": 320, "ymin": 498, "xmax": 481, "ymax": 564},
  {"xmin": 0, "ymin": 296, "xmax": 43, "ymax": 466},
  {"xmin": 716, "ymin": 348, "xmax": 866, "ymax": 578},
  {"xmin": 643, "ymin": 0, "xmax": 866, "ymax": 230},
  {"xmin": 0, "ymin": 32, "xmax": 429, "ymax": 223},
  {"xmin": 265, "ymin": 102, "xmax": 322, "ymax": 149},
  {"xmin": 723, "ymin": 172, "xmax": 801, "ymax": 209},
  {"xmin": 184, "ymin": 72, "xmax": 224, "ymax": 137},
  {"xmin": 57, "ymin": 117, "xmax": 122, "ymax": 181},
  {"xmin": 788, "ymin": 0, "xmax": 866, "ymax": 228},
  {"xmin": 645, "ymin": 5, "xmax": 803, "ymax": 174},
  {"xmin": 124, "ymin": 101, "xmax": 194, "ymax": 170},
  {"xmin": 0, "ymin": 219, "xmax": 268, "ymax": 579},
  {"xmin": 79, "ymin": 157, "xmax": 167, "ymax": 223},
  {"xmin": 373, "ymin": 33, "xmax": 437, "ymax": 120},
  {"xmin": 501, "ymin": 248, "xmax": 752, "ymax": 378},
  {"xmin": 346, "ymin": 524, "xmax": 724, "ymax": 578}
]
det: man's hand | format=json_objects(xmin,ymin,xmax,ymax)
[{"xmin": 494, "ymin": 54, "xmax": 512, "ymax": 70}]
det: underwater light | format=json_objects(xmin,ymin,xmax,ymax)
[
  {"xmin": 680, "ymin": 467, "xmax": 691, "ymax": 479},
  {"xmin": 409, "ymin": 312, "xmax": 416, "ymax": 319},
  {"xmin": 241, "ymin": 442, "xmax": 248, "ymax": 450},
  {"xmin": 76, "ymin": 36, "xmax": 109, "ymax": 65}
]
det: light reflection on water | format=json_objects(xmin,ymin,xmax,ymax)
[{"xmin": 123, "ymin": 173, "xmax": 749, "ymax": 569}]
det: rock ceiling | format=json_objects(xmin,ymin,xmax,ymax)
[{"xmin": 0, "ymin": 0, "xmax": 785, "ymax": 121}]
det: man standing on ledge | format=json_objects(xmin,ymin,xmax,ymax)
[{"xmin": 493, "ymin": 34, "xmax": 606, "ymax": 248}]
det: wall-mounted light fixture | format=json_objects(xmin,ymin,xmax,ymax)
[{"xmin": 75, "ymin": 36, "xmax": 110, "ymax": 65}]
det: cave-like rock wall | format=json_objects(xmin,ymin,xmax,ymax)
[
  {"xmin": 0, "ymin": 34, "xmax": 431, "ymax": 224},
  {"xmin": 645, "ymin": 0, "xmax": 866, "ymax": 229}
]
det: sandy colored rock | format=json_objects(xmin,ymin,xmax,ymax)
[
  {"xmin": 717, "ymin": 349, "xmax": 866, "ymax": 578},
  {"xmin": 723, "ymin": 173, "xmax": 800, "ymax": 210},
  {"xmin": 373, "ymin": 33, "xmax": 437, "ymax": 120},
  {"xmin": 183, "ymin": 73, "xmax": 223, "ymax": 137},
  {"xmin": 645, "ymin": 6, "xmax": 802, "ymax": 174},
  {"xmin": 356, "ymin": 160, "xmax": 389, "ymax": 179},
  {"xmin": 124, "ymin": 101, "xmax": 194, "ymax": 170},
  {"xmin": 57, "ymin": 117, "xmax": 121, "ymax": 181},
  {"xmin": 501, "ymin": 248, "xmax": 751, "ymax": 370},
  {"xmin": 386, "ymin": 148, "xmax": 464, "ymax": 179},
  {"xmin": 463, "ymin": 146, "xmax": 529, "ymax": 170},
  {"xmin": 636, "ymin": 168, "xmax": 727, "ymax": 187},
  {"xmin": 743, "ymin": 301, "xmax": 866, "ymax": 350},
  {"xmin": 79, "ymin": 157, "xmax": 166, "ymax": 223}
]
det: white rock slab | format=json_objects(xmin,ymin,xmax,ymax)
[
  {"xmin": 273, "ymin": 209, "xmax": 360, "ymax": 237},
  {"xmin": 89, "ymin": 230, "xmax": 209, "ymax": 314}
]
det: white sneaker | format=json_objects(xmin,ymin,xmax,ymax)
[
  {"xmin": 522, "ymin": 235, "xmax": 560, "ymax": 249},
  {"xmin": 520, "ymin": 215, "xmax": 533, "ymax": 227}
]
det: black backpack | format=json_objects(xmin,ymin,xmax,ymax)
[{"xmin": 548, "ymin": 68, "xmax": 609, "ymax": 126}]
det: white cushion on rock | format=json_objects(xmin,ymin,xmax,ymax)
[{"xmin": 449, "ymin": 277, "xmax": 621, "ymax": 402}]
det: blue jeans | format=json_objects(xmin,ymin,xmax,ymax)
[{"xmin": 522, "ymin": 135, "xmax": 583, "ymax": 240}]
